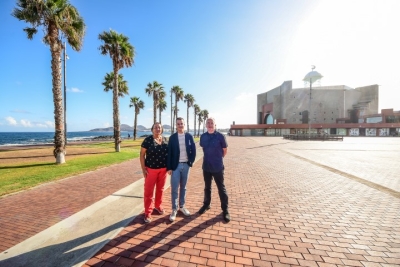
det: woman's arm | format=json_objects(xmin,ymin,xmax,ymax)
[{"xmin": 140, "ymin": 147, "xmax": 148, "ymax": 177}]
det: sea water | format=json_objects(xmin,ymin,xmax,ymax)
[{"xmin": 0, "ymin": 131, "xmax": 155, "ymax": 146}]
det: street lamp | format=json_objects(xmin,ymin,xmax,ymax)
[
  {"xmin": 63, "ymin": 42, "xmax": 69, "ymax": 145},
  {"xmin": 303, "ymin": 65, "xmax": 323, "ymax": 139}
]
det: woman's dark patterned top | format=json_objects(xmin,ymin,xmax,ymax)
[{"xmin": 141, "ymin": 135, "xmax": 168, "ymax": 169}]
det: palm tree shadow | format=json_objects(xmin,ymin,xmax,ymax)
[{"xmin": 0, "ymin": 163, "xmax": 55, "ymax": 169}]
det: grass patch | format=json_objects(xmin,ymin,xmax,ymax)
[
  {"xmin": 0, "ymin": 137, "xmax": 199, "ymax": 197},
  {"xmin": 0, "ymin": 141, "xmax": 141, "ymax": 197}
]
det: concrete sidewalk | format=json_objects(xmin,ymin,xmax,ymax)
[{"xmin": 1, "ymin": 137, "xmax": 400, "ymax": 267}]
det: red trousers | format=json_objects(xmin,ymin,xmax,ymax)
[{"xmin": 144, "ymin": 167, "xmax": 167, "ymax": 216}]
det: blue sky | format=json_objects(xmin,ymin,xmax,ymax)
[{"xmin": 1, "ymin": 0, "xmax": 400, "ymax": 132}]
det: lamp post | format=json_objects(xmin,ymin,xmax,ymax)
[
  {"xmin": 63, "ymin": 42, "xmax": 69, "ymax": 145},
  {"xmin": 303, "ymin": 66, "xmax": 323, "ymax": 139}
]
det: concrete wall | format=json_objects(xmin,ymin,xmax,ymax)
[{"xmin": 257, "ymin": 81, "xmax": 292, "ymax": 123}]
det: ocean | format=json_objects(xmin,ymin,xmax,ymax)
[{"xmin": 0, "ymin": 131, "xmax": 162, "ymax": 146}]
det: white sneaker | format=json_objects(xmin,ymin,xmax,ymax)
[
  {"xmin": 180, "ymin": 207, "xmax": 191, "ymax": 216},
  {"xmin": 169, "ymin": 210, "xmax": 178, "ymax": 222}
]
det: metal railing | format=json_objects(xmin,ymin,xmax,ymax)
[{"xmin": 283, "ymin": 134, "xmax": 344, "ymax": 141}]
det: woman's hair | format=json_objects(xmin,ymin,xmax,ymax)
[{"xmin": 151, "ymin": 122, "xmax": 163, "ymax": 133}]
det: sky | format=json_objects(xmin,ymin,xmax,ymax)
[{"xmin": 1, "ymin": 0, "xmax": 400, "ymax": 132}]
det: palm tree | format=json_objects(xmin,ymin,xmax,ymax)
[
  {"xmin": 145, "ymin": 81, "xmax": 164, "ymax": 124},
  {"xmin": 197, "ymin": 110, "xmax": 204, "ymax": 137},
  {"xmin": 202, "ymin": 109, "xmax": 209, "ymax": 133},
  {"xmin": 158, "ymin": 99, "xmax": 167, "ymax": 125},
  {"xmin": 102, "ymin": 72, "xmax": 129, "ymax": 97},
  {"xmin": 171, "ymin": 86, "xmax": 184, "ymax": 132},
  {"xmin": 129, "ymin": 96, "xmax": 144, "ymax": 140},
  {"xmin": 184, "ymin": 94, "xmax": 195, "ymax": 133},
  {"xmin": 193, "ymin": 104, "xmax": 200, "ymax": 137},
  {"xmin": 99, "ymin": 29, "xmax": 135, "ymax": 152},
  {"xmin": 12, "ymin": 0, "xmax": 86, "ymax": 164}
]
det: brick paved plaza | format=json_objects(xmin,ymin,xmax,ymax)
[{"xmin": 1, "ymin": 137, "xmax": 399, "ymax": 267}]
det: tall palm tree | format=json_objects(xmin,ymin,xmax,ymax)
[
  {"xmin": 202, "ymin": 109, "xmax": 209, "ymax": 133},
  {"xmin": 184, "ymin": 94, "xmax": 195, "ymax": 133},
  {"xmin": 129, "ymin": 96, "xmax": 144, "ymax": 140},
  {"xmin": 158, "ymin": 99, "xmax": 167, "ymax": 125},
  {"xmin": 102, "ymin": 72, "xmax": 129, "ymax": 97},
  {"xmin": 145, "ymin": 81, "xmax": 164, "ymax": 124},
  {"xmin": 99, "ymin": 29, "xmax": 135, "ymax": 152},
  {"xmin": 171, "ymin": 86, "xmax": 184, "ymax": 132},
  {"xmin": 13, "ymin": 0, "xmax": 86, "ymax": 164},
  {"xmin": 193, "ymin": 104, "xmax": 200, "ymax": 137},
  {"xmin": 197, "ymin": 110, "xmax": 204, "ymax": 137}
]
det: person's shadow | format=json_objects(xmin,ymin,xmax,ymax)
[
  {"xmin": 95, "ymin": 213, "xmax": 221, "ymax": 265},
  {"xmin": 0, "ymin": 213, "xmax": 221, "ymax": 267}
]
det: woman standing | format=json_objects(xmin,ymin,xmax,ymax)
[{"xmin": 140, "ymin": 122, "xmax": 168, "ymax": 223}]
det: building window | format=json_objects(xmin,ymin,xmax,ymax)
[{"xmin": 299, "ymin": 112, "xmax": 302, "ymax": 115}]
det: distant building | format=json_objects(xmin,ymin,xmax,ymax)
[{"xmin": 230, "ymin": 81, "xmax": 400, "ymax": 137}]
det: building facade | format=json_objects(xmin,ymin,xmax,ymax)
[{"xmin": 230, "ymin": 81, "xmax": 400, "ymax": 137}]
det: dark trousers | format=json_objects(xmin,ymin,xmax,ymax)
[{"xmin": 203, "ymin": 170, "xmax": 229, "ymax": 212}]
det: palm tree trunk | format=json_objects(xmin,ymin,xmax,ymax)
[
  {"xmin": 49, "ymin": 25, "xmax": 65, "ymax": 164},
  {"xmin": 159, "ymin": 108, "xmax": 162, "ymax": 124},
  {"xmin": 113, "ymin": 65, "xmax": 121, "ymax": 152},
  {"xmin": 194, "ymin": 112, "xmax": 196, "ymax": 137},
  {"xmin": 134, "ymin": 112, "xmax": 138, "ymax": 140},
  {"xmin": 187, "ymin": 106, "xmax": 189, "ymax": 132}
]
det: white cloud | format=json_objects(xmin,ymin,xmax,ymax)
[
  {"xmin": 36, "ymin": 121, "xmax": 54, "ymax": 128},
  {"xmin": 103, "ymin": 122, "xmax": 110, "ymax": 128},
  {"xmin": 6, "ymin": 116, "xmax": 17, "ymax": 125},
  {"xmin": 3, "ymin": 117, "xmax": 56, "ymax": 128},
  {"xmin": 20, "ymin": 119, "xmax": 33, "ymax": 127},
  {"xmin": 45, "ymin": 121, "xmax": 54, "ymax": 127},
  {"xmin": 68, "ymin": 87, "xmax": 84, "ymax": 93},
  {"xmin": 235, "ymin": 92, "xmax": 254, "ymax": 102}
]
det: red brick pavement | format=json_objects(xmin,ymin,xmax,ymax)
[
  {"xmin": 83, "ymin": 137, "xmax": 400, "ymax": 267},
  {"xmin": 0, "ymin": 159, "xmax": 143, "ymax": 252}
]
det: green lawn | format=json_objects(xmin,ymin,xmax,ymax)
[{"xmin": 0, "ymin": 142, "xmax": 140, "ymax": 197}]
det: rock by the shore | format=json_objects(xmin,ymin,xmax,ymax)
[{"xmin": 92, "ymin": 135, "xmax": 113, "ymax": 141}]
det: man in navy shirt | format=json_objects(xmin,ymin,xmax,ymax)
[{"xmin": 198, "ymin": 117, "xmax": 230, "ymax": 222}]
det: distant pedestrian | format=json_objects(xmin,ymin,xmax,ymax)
[
  {"xmin": 140, "ymin": 122, "xmax": 168, "ymax": 223},
  {"xmin": 198, "ymin": 117, "xmax": 230, "ymax": 222},
  {"xmin": 167, "ymin": 117, "xmax": 196, "ymax": 222},
  {"xmin": 128, "ymin": 133, "xmax": 130, "ymax": 139}
]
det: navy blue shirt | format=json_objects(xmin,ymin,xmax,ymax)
[{"xmin": 200, "ymin": 131, "xmax": 227, "ymax": 172}]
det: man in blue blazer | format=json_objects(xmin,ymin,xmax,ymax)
[{"xmin": 167, "ymin": 117, "xmax": 196, "ymax": 222}]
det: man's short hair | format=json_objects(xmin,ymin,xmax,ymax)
[
  {"xmin": 206, "ymin": 117, "xmax": 216, "ymax": 124},
  {"xmin": 176, "ymin": 117, "xmax": 185, "ymax": 123}
]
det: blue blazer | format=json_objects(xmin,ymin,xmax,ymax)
[{"xmin": 167, "ymin": 132, "xmax": 196, "ymax": 171}]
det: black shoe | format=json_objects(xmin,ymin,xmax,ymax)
[
  {"xmin": 223, "ymin": 212, "xmax": 231, "ymax": 222},
  {"xmin": 198, "ymin": 205, "xmax": 210, "ymax": 214}
]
